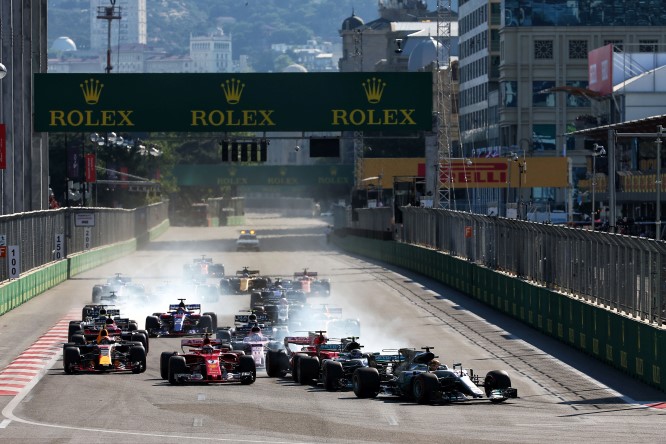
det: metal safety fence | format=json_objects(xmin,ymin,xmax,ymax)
[
  {"xmin": 399, "ymin": 207, "xmax": 666, "ymax": 326},
  {"xmin": 0, "ymin": 201, "xmax": 168, "ymax": 283}
]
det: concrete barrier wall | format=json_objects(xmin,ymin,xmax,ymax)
[{"xmin": 333, "ymin": 234, "xmax": 665, "ymax": 391}]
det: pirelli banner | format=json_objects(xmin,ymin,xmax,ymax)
[
  {"xmin": 33, "ymin": 72, "xmax": 433, "ymax": 132},
  {"xmin": 408, "ymin": 157, "xmax": 569, "ymax": 188}
]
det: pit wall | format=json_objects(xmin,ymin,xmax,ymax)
[
  {"xmin": 333, "ymin": 234, "xmax": 665, "ymax": 392},
  {"xmin": 0, "ymin": 219, "xmax": 169, "ymax": 317}
]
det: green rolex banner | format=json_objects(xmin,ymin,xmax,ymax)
[{"xmin": 34, "ymin": 72, "xmax": 433, "ymax": 132}]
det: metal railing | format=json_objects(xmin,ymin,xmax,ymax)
[{"xmin": 399, "ymin": 207, "xmax": 666, "ymax": 325}]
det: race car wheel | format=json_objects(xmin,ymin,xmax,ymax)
[
  {"xmin": 323, "ymin": 360, "xmax": 343, "ymax": 391},
  {"xmin": 92, "ymin": 286, "xmax": 102, "ymax": 303},
  {"xmin": 71, "ymin": 334, "xmax": 86, "ymax": 345},
  {"xmin": 129, "ymin": 346, "xmax": 147, "ymax": 374},
  {"xmin": 128, "ymin": 322, "xmax": 139, "ymax": 331},
  {"xmin": 168, "ymin": 356, "xmax": 188, "ymax": 385},
  {"xmin": 352, "ymin": 367, "xmax": 380, "ymax": 399},
  {"xmin": 291, "ymin": 355, "xmax": 302, "ymax": 382},
  {"xmin": 298, "ymin": 356, "xmax": 320, "ymax": 385},
  {"xmin": 413, "ymin": 372, "xmax": 439, "ymax": 404},
  {"xmin": 484, "ymin": 370, "xmax": 511, "ymax": 401},
  {"xmin": 264, "ymin": 305, "xmax": 279, "ymax": 323},
  {"xmin": 160, "ymin": 352, "xmax": 176, "ymax": 380},
  {"xmin": 239, "ymin": 355, "xmax": 257, "ymax": 385},
  {"xmin": 145, "ymin": 316, "xmax": 160, "ymax": 337},
  {"xmin": 198, "ymin": 315, "xmax": 213, "ymax": 334},
  {"xmin": 68, "ymin": 322, "xmax": 82, "ymax": 342},
  {"xmin": 265, "ymin": 350, "xmax": 288, "ymax": 378},
  {"xmin": 131, "ymin": 332, "xmax": 149, "ymax": 354},
  {"xmin": 203, "ymin": 312, "xmax": 218, "ymax": 331},
  {"xmin": 63, "ymin": 347, "xmax": 80, "ymax": 374},
  {"xmin": 216, "ymin": 329, "xmax": 232, "ymax": 342},
  {"xmin": 219, "ymin": 279, "xmax": 232, "ymax": 294},
  {"xmin": 250, "ymin": 292, "xmax": 263, "ymax": 307}
]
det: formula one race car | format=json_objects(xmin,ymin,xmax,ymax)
[
  {"xmin": 70, "ymin": 305, "xmax": 149, "ymax": 353},
  {"xmin": 91, "ymin": 273, "xmax": 132, "ymax": 303},
  {"xmin": 63, "ymin": 334, "xmax": 147, "ymax": 374},
  {"xmin": 144, "ymin": 299, "xmax": 217, "ymax": 338},
  {"xmin": 264, "ymin": 331, "xmax": 341, "ymax": 382},
  {"xmin": 293, "ymin": 269, "xmax": 330, "ymax": 295},
  {"xmin": 160, "ymin": 335, "xmax": 256, "ymax": 385},
  {"xmin": 183, "ymin": 255, "xmax": 225, "ymax": 280},
  {"xmin": 351, "ymin": 347, "xmax": 518, "ymax": 404},
  {"xmin": 219, "ymin": 267, "xmax": 271, "ymax": 294}
]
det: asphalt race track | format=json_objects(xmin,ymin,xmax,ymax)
[{"xmin": 0, "ymin": 214, "xmax": 663, "ymax": 443}]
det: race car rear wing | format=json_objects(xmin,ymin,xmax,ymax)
[
  {"xmin": 294, "ymin": 271, "xmax": 318, "ymax": 277},
  {"xmin": 234, "ymin": 313, "xmax": 271, "ymax": 324},
  {"xmin": 283, "ymin": 336, "xmax": 311, "ymax": 346},
  {"xmin": 168, "ymin": 304, "xmax": 201, "ymax": 311},
  {"xmin": 373, "ymin": 354, "xmax": 403, "ymax": 363},
  {"xmin": 181, "ymin": 338, "xmax": 224, "ymax": 348},
  {"xmin": 85, "ymin": 307, "xmax": 121, "ymax": 318},
  {"xmin": 236, "ymin": 269, "xmax": 260, "ymax": 276}
]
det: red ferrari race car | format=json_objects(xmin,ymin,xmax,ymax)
[
  {"xmin": 160, "ymin": 335, "xmax": 256, "ymax": 385},
  {"xmin": 144, "ymin": 299, "xmax": 217, "ymax": 337},
  {"xmin": 63, "ymin": 331, "xmax": 147, "ymax": 374},
  {"xmin": 264, "ymin": 331, "xmax": 341, "ymax": 382}
]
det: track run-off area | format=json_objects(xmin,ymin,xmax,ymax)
[{"xmin": 0, "ymin": 215, "xmax": 663, "ymax": 443}]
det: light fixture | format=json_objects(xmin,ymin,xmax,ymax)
[{"xmin": 0, "ymin": 63, "xmax": 7, "ymax": 79}]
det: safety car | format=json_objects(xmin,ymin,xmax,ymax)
[{"xmin": 236, "ymin": 229, "xmax": 260, "ymax": 252}]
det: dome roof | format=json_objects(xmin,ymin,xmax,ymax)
[
  {"xmin": 283, "ymin": 63, "xmax": 308, "ymax": 73},
  {"xmin": 408, "ymin": 37, "xmax": 440, "ymax": 72},
  {"xmin": 51, "ymin": 36, "xmax": 77, "ymax": 52},
  {"xmin": 342, "ymin": 13, "xmax": 364, "ymax": 31}
]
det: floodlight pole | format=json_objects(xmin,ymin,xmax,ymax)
[{"xmin": 97, "ymin": 0, "xmax": 122, "ymax": 74}]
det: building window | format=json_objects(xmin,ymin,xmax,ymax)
[
  {"xmin": 568, "ymin": 40, "xmax": 588, "ymax": 59},
  {"xmin": 639, "ymin": 40, "xmax": 658, "ymax": 53},
  {"xmin": 534, "ymin": 40, "xmax": 553, "ymax": 59},
  {"xmin": 533, "ymin": 81, "xmax": 555, "ymax": 107}
]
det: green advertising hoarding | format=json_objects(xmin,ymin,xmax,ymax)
[
  {"xmin": 34, "ymin": 72, "xmax": 433, "ymax": 132},
  {"xmin": 173, "ymin": 164, "xmax": 354, "ymax": 187}
]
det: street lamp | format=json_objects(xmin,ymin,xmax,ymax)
[
  {"xmin": 516, "ymin": 157, "xmax": 527, "ymax": 219},
  {"xmin": 506, "ymin": 152, "xmax": 518, "ymax": 217},
  {"xmin": 0, "ymin": 63, "xmax": 7, "ymax": 79},
  {"xmin": 590, "ymin": 143, "xmax": 606, "ymax": 231}
]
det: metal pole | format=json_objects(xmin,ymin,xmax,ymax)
[
  {"xmin": 657, "ymin": 136, "xmax": 662, "ymax": 240},
  {"xmin": 506, "ymin": 159, "xmax": 511, "ymax": 217},
  {"xmin": 591, "ymin": 153, "xmax": 596, "ymax": 231}
]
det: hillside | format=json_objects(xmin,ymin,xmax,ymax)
[{"xmin": 48, "ymin": 0, "xmax": 378, "ymax": 71}]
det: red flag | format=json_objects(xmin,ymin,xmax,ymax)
[
  {"xmin": 84, "ymin": 153, "xmax": 96, "ymax": 182},
  {"xmin": 0, "ymin": 124, "xmax": 5, "ymax": 169}
]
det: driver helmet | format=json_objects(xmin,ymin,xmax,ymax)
[
  {"xmin": 99, "ymin": 308, "xmax": 107, "ymax": 316},
  {"xmin": 249, "ymin": 314, "xmax": 257, "ymax": 323},
  {"xmin": 344, "ymin": 341, "xmax": 361, "ymax": 352},
  {"xmin": 350, "ymin": 349, "xmax": 363, "ymax": 359},
  {"xmin": 251, "ymin": 326, "xmax": 261, "ymax": 334},
  {"xmin": 100, "ymin": 329, "xmax": 109, "ymax": 338},
  {"xmin": 428, "ymin": 359, "xmax": 440, "ymax": 371},
  {"xmin": 202, "ymin": 345, "xmax": 214, "ymax": 354},
  {"xmin": 105, "ymin": 318, "xmax": 114, "ymax": 325}
]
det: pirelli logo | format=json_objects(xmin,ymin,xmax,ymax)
[{"xmin": 418, "ymin": 161, "xmax": 507, "ymax": 187}]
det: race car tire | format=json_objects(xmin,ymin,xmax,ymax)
[
  {"xmin": 298, "ymin": 356, "xmax": 320, "ymax": 385},
  {"xmin": 131, "ymin": 332, "xmax": 149, "ymax": 354},
  {"xmin": 265, "ymin": 350, "xmax": 288, "ymax": 378},
  {"xmin": 68, "ymin": 322, "xmax": 82, "ymax": 342},
  {"xmin": 129, "ymin": 346, "xmax": 147, "ymax": 374},
  {"xmin": 484, "ymin": 370, "xmax": 511, "ymax": 401},
  {"xmin": 145, "ymin": 316, "xmax": 160, "ymax": 337},
  {"xmin": 203, "ymin": 312, "xmax": 218, "ymax": 331},
  {"xmin": 92, "ymin": 286, "xmax": 102, "ymax": 303},
  {"xmin": 238, "ymin": 355, "xmax": 257, "ymax": 385},
  {"xmin": 160, "ymin": 352, "xmax": 176, "ymax": 380},
  {"xmin": 128, "ymin": 322, "xmax": 139, "ymax": 331},
  {"xmin": 323, "ymin": 360, "xmax": 344, "ymax": 391},
  {"xmin": 291, "ymin": 354, "xmax": 302, "ymax": 382},
  {"xmin": 216, "ymin": 329, "xmax": 232, "ymax": 342},
  {"xmin": 71, "ymin": 334, "xmax": 86, "ymax": 345},
  {"xmin": 250, "ymin": 292, "xmax": 263, "ymax": 307},
  {"xmin": 63, "ymin": 346, "xmax": 80, "ymax": 374},
  {"xmin": 264, "ymin": 305, "xmax": 279, "ymax": 323},
  {"xmin": 352, "ymin": 367, "xmax": 380, "ymax": 399},
  {"xmin": 219, "ymin": 279, "xmax": 232, "ymax": 294},
  {"xmin": 413, "ymin": 372, "xmax": 439, "ymax": 404},
  {"xmin": 168, "ymin": 356, "xmax": 188, "ymax": 385},
  {"xmin": 198, "ymin": 315, "xmax": 213, "ymax": 333}
]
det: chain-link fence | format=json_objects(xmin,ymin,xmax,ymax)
[
  {"xmin": 399, "ymin": 207, "xmax": 666, "ymax": 325},
  {"xmin": 0, "ymin": 202, "xmax": 168, "ymax": 283}
]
